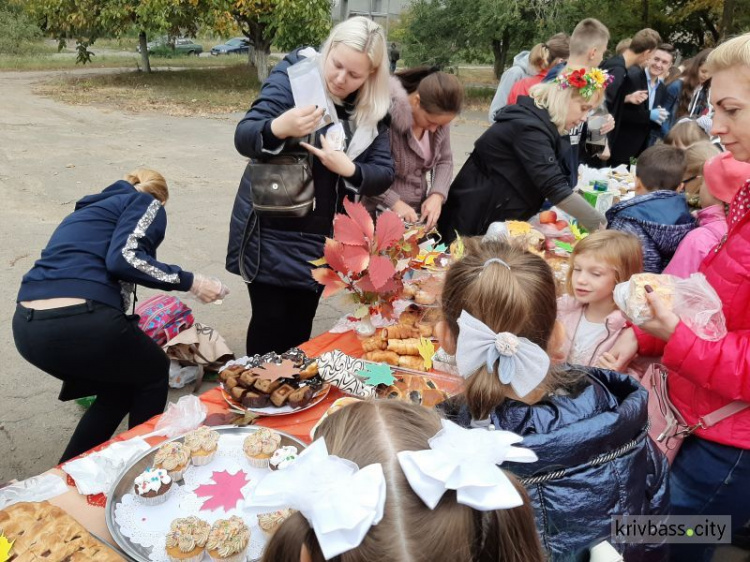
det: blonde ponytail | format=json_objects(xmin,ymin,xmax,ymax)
[{"xmin": 123, "ymin": 168, "xmax": 169, "ymax": 204}]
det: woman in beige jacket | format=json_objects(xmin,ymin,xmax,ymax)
[{"xmin": 364, "ymin": 67, "xmax": 463, "ymax": 230}]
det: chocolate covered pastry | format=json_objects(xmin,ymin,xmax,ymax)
[
  {"xmin": 239, "ymin": 371, "xmax": 259, "ymax": 388},
  {"xmin": 242, "ymin": 391, "xmax": 270, "ymax": 409},
  {"xmin": 270, "ymin": 384, "xmax": 295, "ymax": 407},
  {"xmin": 288, "ymin": 386, "xmax": 314, "ymax": 409},
  {"xmin": 253, "ymin": 378, "xmax": 283, "ymax": 394},
  {"xmin": 230, "ymin": 386, "xmax": 248, "ymax": 402}
]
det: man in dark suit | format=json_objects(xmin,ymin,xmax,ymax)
[{"xmin": 610, "ymin": 44, "xmax": 675, "ymax": 166}]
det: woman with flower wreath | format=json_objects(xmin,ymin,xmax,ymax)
[{"xmin": 438, "ymin": 68, "xmax": 611, "ymax": 243}]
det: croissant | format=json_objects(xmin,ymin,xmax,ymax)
[
  {"xmin": 387, "ymin": 338, "xmax": 421, "ymax": 356},
  {"xmin": 380, "ymin": 325, "xmax": 420, "ymax": 340},
  {"xmin": 363, "ymin": 351, "xmax": 400, "ymax": 366},
  {"xmin": 417, "ymin": 322, "xmax": 433, "ymax": 338},
  {"xmin": 362, "ymin": 336, "xmax": 387, "ymax": 352},
  {"xmin": 398, "ymin": 310, "xmax": 421, "ymax": 326},
  {"xmin": 398, "ymin": 355, "xmax": 428, "ymax": 371},
  {"xmin": 415, "ymin": 290, "xmax": 437, "ymax": 305}
]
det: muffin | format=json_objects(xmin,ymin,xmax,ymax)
[
  {"xmin": 268, "ymin": 446, "xmax": 298, "ymax": 471},
  {"xmin": 134, "ymin": 467, "xmax": 172, "ymax": 505},
  {"xmin": 206, "ymin": 516, "xmax": 250, "ymax": 562},
  {"xmin": 257, "ymin": 509, "xmax": 295, "ymax": 536},
  {"xmin": 243, "ymin": 428, "xmax": 281, "ymax": 468},
  {"xmin": 184, "ymin": 426, "xmax": 220, "ymax": 466},
  {"xmin": 154, "ymin": 441, "xmax": 191, "ymax": 481},
  {"xmin": 165, "ymin": 516, "xmax": 211, "ymax": 562}
]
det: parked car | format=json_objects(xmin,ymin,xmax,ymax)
[
  {"xmin": 210, "ymin": 37, "xmax": 250, "ymax": 56},
  {"xmin": 136, "ymin": 37, "xmax": 203, "ymax": 56}
]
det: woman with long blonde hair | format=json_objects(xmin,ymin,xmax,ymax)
[{"xmin": 228, "ymin": 17, "xmax": 395, "ymax": 356}]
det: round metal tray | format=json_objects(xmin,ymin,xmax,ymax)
[{"xmin": 105, "ymin": 425, "xmax": 306, "ymax": 561}]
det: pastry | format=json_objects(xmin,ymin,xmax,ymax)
[
  {"xmin": 626, "ymin": 273, "xmax": 675, "ymax": 322},
  {"xmin": 154, "ymin": 441, "xmax": 191, "ymax": 481},
  {"xmin": 219, "ymin": 365, "xmax": 245, "ymax": 382},
  {"xmin": 225, "ymin": 376, "xmax": 240, "ymax": 390},
  {"xmin": 242, "ymin": 390, "xmax": 270, "ymax": 409},
  {"xmin": 166, "ymin": 516, "xmax": 211, "ymax": 562},
  {"xmin": 134, "ymin": 467, "xmax": 172, "ymax": 505},
  {"xmin": 253, "ymin": 378, "xmax": 282, "ymax": 394},
  {"xmin": 362, "ymin": 335, "xmax": 387, "ymax": 352},
  {"xmin": 403, "ymin": 282, "xmax": 419, "ymax": 298},
  {"xmin": 206, "ymin": 516, "xmax": 250, "ymax": 562},
  {"xmin": 363, "ymin": 350, "xmax": 400, "ymax": 365},
  {"xmin": 257, "ymin": 509, "xmax": 295, "ymax": 536},
  {"xmin": 298, "ymin": 360, "xmax": 319, "ymax": 380},
  {"xmin": 398, "ymin": 355, "xmax": 428, "ymax": 371},
  {"xmin": 0, "ymin": 501, "xmax": 124, "ymax": 561},
  {"xmin": 239, "ymin": 371, "xmax": 259, "ymax": 388},
  {"xmin": 415, "ymin": 290, "xmax": 437, "ymax": 305},
  {"xmin": 243, "ymin": 428, "xmax": 282, "ymax": 468},
  {"xmin": 270, "ymin": 384, "xmax": 295, "ymax": 407},
  {"xmin": 380, "ymin": 324, "xmax": 420, "ymax": 340},
  {"xmin": 398, "ymin": 306, "xmax": 421, "ymax": 326},
  {"xmin": 230, "ymin": 386, "xmax": 248, "ymax": 402},
  {"xmin": 417, "ymin": 322, "xmax": 433, "ymax": 338},
  {"xmin": 184, "ymin": 426, "xmax": 220, "ymax": 466},
  {"xmin": 386, "ymin": 338, "xmax": 421, "ymax": 356},
  {"xmin": 288, "ymin": 386, "xmax": 313, "ymax": 409},
  {"xmin": 269, "ymin": 446, "xmax": 298, "ymax": 471}
]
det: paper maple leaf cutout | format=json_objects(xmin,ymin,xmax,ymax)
[
  {"xmin": 357, "ymin": 362, "xmax": 396, "ymax": 386},
  {"xmin": 250, "ymin": 359, "xmax": 298, "ymax": 382},
  {"xmin": 418, "ymin": 337, "xmax": 435, "ymax": 371},
  {"xmin": 195, "ymin": 470, "xmax": 249, "ymax": 512},
  {"xmin": 0, "ymin": 533, "xmax": 13, "ymax": 562}
]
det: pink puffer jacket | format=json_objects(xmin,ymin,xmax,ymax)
[{"xmin": 636, "ymin": 185, "xmax": 750, "ymax": 449}]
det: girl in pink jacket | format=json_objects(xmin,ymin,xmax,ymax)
[
  {"xmin": 558, "ymin": 230, "xmax": 643, "ymax": 366},
  {"xmin": 664, "ymin": 141, "xmax": 729, "ymax": 278}
]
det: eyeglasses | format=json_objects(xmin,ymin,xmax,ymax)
[{"xmin": 682, "ymin": 174, "xmax": 702, "ymax": 184}]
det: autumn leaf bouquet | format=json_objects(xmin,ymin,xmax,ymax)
[{"xmin": 311, "ymin": 200, "xmax": 424, "ymax": 320}]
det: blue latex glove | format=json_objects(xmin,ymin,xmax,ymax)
[{"xmin": 650, "ymin": 107, "xmax": 668, "ymax": 125}]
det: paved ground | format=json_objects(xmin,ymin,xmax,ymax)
[{"xmin": 0, "ymin": 68, "xmax": 488, "ymax": 481}]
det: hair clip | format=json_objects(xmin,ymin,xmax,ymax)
[
  {"xmin": 483, "ymin": 258, "xmax": 511, "ymax": 270},
  {"xmin": 455, "ymin": 310, "xmax": 550, "ymax": 398},
  {"xmin": 397, "ymin": 419, "xmax": 537, "ymax": 510},
  {"xmin": 247, "ymin": 439, "xmax": 386, "ymax": 560}
]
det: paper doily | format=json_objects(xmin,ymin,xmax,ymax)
[{"xmin": 114, "ymin": 434, "xmax": 279, "ymax": 561}]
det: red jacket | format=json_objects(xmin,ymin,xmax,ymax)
[
  {"xmin": 635, "ymin": 192, "xmax": 750, "ymax": 449},
  {"xmin": 507, "ymin": 72, "xmax": 546, "ymax": 105}
]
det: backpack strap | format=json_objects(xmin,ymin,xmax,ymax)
[{"xmin": 700, "ymin": 401, "xmax": 750, "ymax": 429}]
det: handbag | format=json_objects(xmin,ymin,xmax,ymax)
[
  {"xmin": 640, "ymin": 363, "xmax": 749, "ymax": 464},
  {"xmin": 246, "ymin": 137, "xmax": 314, "ymax": 218}
]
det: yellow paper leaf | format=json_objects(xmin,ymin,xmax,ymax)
[
  {"xmin": 0, "ymin": 533, "xmax": 14, "ymax": 562},
  {"xmin": 309, "ymin": 257, "xmax": 328, "ymax": 267},
  {"xmin": 418, "ymin": 337, "xmax": 435, "ymax": 371}
]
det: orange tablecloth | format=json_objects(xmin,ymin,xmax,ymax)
[{"xmin": 43, "ymin": 330, "xmax": 371, "ymax": 546}]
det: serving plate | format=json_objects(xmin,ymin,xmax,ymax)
[
  {"xmin": 105, "ymin": 426, "xmax": 306, "ymax": 562},
  {"xmin": 220, "ymin": 383, "xmax": 331, "ymax": 417}
]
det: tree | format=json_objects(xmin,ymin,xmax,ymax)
[
  {"xmin": 208, "ymin": 0, "xmax": 331, "ymax": 81},
  {"xmin": 25, "ymin": 0, "xmax": 210, "ymax": 72}
]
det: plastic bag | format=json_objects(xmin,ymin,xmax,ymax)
[
  {"xmin": 168, "ymin": 360, "xmax": 202, "ymax": 389},
  {"xmin": 287, "ymin": 52, "xmax": 337, "ymax": 131},
  {"xmin": 614, "ymin": 273, "xmax": 726, "ymax": 341},
  {"xmin": 0, "ymin": 474, "xmax": 69, "ymax": 510},
  {"xmin": 529, "ymin": 216, "xmax": 576, "ymax": 241},
  {"xmin": 142, "ymin": 395, "xmax": 208, "ymax": 439}
]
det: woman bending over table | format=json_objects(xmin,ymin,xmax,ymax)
[{"xmin": 13, "ymin": 169, "xmax": 227, "ymax": 462}]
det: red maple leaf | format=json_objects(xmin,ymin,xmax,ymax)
[
  {"xmin": 375, "ymin": 210, "xmax": 405, "ymax": 252},
  {"xmin": 343, "ymin": 198, "xmax": 375, "ymax": 240},
  {"xmin": 323, "ymin": 239, "xmax": 348, "ymax": 274},
  {"xmin": 311, "ymin": 268, "xmax": 347, "ymax": 298},
  {"xmin": 341, "ymin": 243, "xmax": 371, "ymax": 274},
  {"xmin": 368, "ymin": 255, "xmax": 397, "ymax": 291},
  {"xmin": 195, "ymin": 470, "xmax": 249, "ymax": 512}
]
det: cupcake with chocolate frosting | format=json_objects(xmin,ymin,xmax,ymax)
[
  {"xmin": 166, "ymin": 516, "xmax": 210, "ymax": 562},
  {"xmin": 206, "ymin": 516, "xmax": 250, "ymax": 562},
  {"xmin": 154, "ymin": 441, "xmax": 191, "ymax": 481},
  {"xmin": 134, "ymin": 467, "xmax": 172, "ymax": 505},
  {"xmin": 184, "ymin": 426, "xmax": 220, "ymax": 466},
  {"xmin": 268, "ymin": 446, "xmax": 298, "ymax": 471}
]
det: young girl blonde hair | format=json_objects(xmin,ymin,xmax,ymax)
[
  {"xmin": 123, "ymin": 168, "xmax": 169, "ymax": 204},
  {"xmin": 565, "ymin": 230, "xmax": 643, "ymax": 295},
  {"xmin": 320, "ymin": 16, "xmax": 390, "ymax": 126},
  {"xmin": 441, "ymin": 238, "xmax": 580, "ymax": 421},
  {"xmin": 262, "ymin": 400, "xmax": 544, "ymax": 562},
  {"xmin": 663, "ymin": 119, "xmax": 709, "ymax": 148},
  {"xmin": 683, "ymin": 141, "xmax": 721, "ymax": 207},
  {"xmin": 528, "ymin": 81, "xmax": 605, "ymax": 133}
]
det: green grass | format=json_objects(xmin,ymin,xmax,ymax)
[
  {"xmin": 35, "ymin": 64, "xmax": 260, "ymax": 116},
  {"xmin": 0, "ymin": 51, "xmax": 251, "ymax": 71}
]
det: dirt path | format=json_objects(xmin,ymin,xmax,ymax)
[{"xmin": 0, "ymin": 69, "xmax": 488, "ymax": 481}]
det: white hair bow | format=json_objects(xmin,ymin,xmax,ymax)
[
  {"xmin": 456, "ymin": 310, "xmax": 550, "ymax": 398},
  {"xmin": 246, "ymin": 439, "xmax": 386, "ymax": 560},
  {"xmin": 397, "ymin": 419, "xmax": 537, "ymax": 510}
]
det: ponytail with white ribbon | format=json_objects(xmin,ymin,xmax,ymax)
[
  {"xmin": 397, "ymin": 419, "xmax": 537, "ymax": 510},
  {"xmin": 246, "ymin": 438, "xmax": 386, "ymax": 560},
  {"xmin": 455, "ymin": 310, "xmax": 550, "ymax": 398}
]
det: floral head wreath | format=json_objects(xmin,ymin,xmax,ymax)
[{"xmin": 554, "ymin": 68, "xmax": 614, "ymax": 100}]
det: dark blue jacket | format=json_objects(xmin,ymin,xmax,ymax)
[
  {"xmin": 662, "ymin": 79, "xmax": 682, "ymax": 136},
  {"xmin": 606, "ymin": 190, "xmax": 695, "ymax": 273},
  {"xmin": 226, "ymin": 48, "xmax": 395, "ymax": 291},
  {"xmin": 18, "ymin": 181, "xmax": 193, "ymax": 310},
  {"xmin": 440, "ymin": 367, "xmax": 669, "ymax": 561}
]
